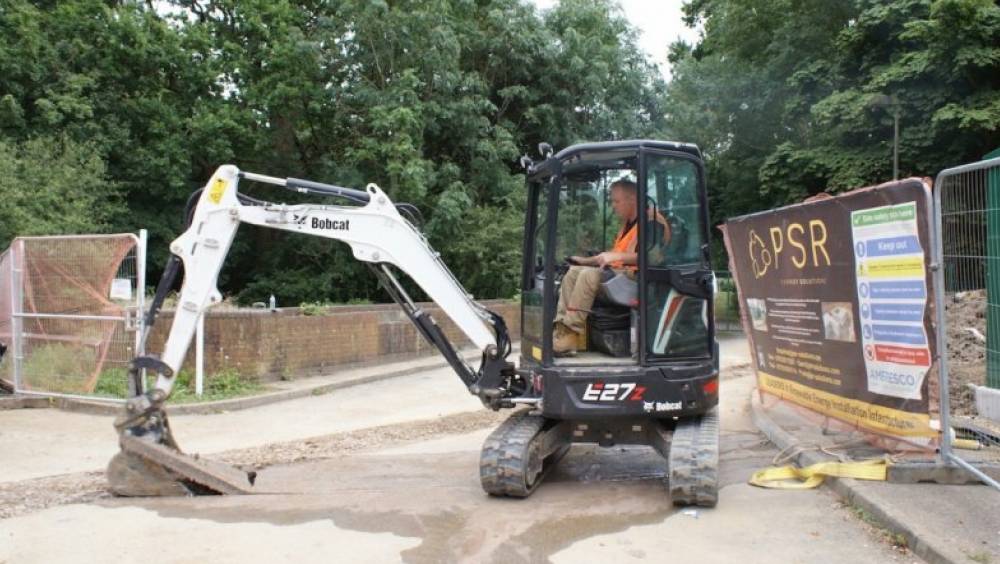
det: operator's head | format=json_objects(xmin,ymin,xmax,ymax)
[{"xmin": 609, "ymin": 179, "xmax": 638, "ymax": 222}]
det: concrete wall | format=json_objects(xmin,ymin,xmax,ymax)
[{"xmin": 145, "ymin": 300, "xmax": 520, "ymax": 381}]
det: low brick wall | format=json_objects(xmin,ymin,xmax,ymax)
[{"xmin": 145, "ymin": 300, "xmax": 520, "ymax": 381}]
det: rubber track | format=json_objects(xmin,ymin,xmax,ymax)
[
  {"xmin": 480, "ymin": 410, "xmax": 548, "ymax": 497},
  {"xmin": 668, "ymin": 408, "xmax": 719, "ymax": 507}
]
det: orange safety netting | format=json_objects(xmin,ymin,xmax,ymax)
[{"xmin": 0, "ymin": 236, "xmax": 138, "ymax": 397}]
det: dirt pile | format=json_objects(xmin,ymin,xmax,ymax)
[{"xmin": 945, "ymin": 290, "xmax": 987, "ymax": 415}]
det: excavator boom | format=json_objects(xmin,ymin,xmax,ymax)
[{"xmin": 109, "ymin": 165, "xmax": 519, "ymax": 496}]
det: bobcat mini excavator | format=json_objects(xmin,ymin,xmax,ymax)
[{"xmin": 109, "ymin": 140, "xmax": 720, "ymax": 506}]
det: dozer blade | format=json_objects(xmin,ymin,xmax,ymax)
[{"xmin": 107, "ymin": 435, "xmax": 256, "ymax": 496}]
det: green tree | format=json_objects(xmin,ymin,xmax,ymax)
[
  {"xmin": 0, "ymin": 0, "xmax": 667, "ymax": 305},
  {"xmin": 0, "ymin": 135, "xmax": 120, "ymax": 246},
  {"xmin": 0, "ymin": 0, "xmax": 232, "ymax": 265},
  {"xmin": 167, "ymin": 0, "xmax": 666, "ymax": 303},
  {"xmin": 666, "ymin": 0, "xmax": 1000, "ymax": 268}
]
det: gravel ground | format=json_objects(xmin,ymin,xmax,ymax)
[
  {"xmin": 0, "ymin": 471, "xmax": 109, "ymax": 520},
  {"xmin": 0, "ymin": 408, "xmax": 509, "ymax": 520},
  {"xmin": 214, "ymin": 408, "xmax": 510, "ymax": 469}
]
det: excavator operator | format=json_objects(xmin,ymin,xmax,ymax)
[{"xmin": 553, "ymin": 179, "xmax": 670, "ymax": 356}]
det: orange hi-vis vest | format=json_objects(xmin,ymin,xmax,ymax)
[{"xmin": 610, "ymin": 221, "xmax": 638, "ymax": 270}]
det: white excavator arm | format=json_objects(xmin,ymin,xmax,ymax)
[{"xmin": 118, "ymin": 166, "xmax": 520, "ymax": 444}]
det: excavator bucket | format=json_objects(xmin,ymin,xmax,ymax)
[
  {"xmin": 108, "ymin": 436, "xmax": 256, "ymax": 496},
  {"xmin": 107, "ymin": 403, "xmax": 256, "ymax": 496}
]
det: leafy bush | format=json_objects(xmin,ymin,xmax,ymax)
[
  {"xmin": 299, "ymin": 301, "xmax": 333, "ymax": 316},
  {"xmin": 165, "ymin": 368, "xmax": 262, "ymax": 403},
  {"xmin": 0, "ymin": 135, "xmax": 120, "ymax": 248}
]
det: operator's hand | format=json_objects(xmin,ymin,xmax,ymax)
[{"xmin": 594, "ymin": 252, "xmax": 617, "ymax": 268}]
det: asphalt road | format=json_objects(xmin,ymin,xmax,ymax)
[{"xmin": 0, "ymin": 339, "xmax": 917, "ymax": 563}]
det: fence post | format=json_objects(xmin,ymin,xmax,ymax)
[
  {"xmin": 932, "ymin": 173, "xmax": 952, "ymax": 460},
  {"xmin": 986, "ymin": 148, "xmax": 1000, "ymax": 389},
  {"xmin": 196, "ymin": 313, "xmax": 204, "ymax": 397},
  {"xmin": 132, "ymin": 229, "xmax": 148, "ymax": 396},
  {"xmin": 8, "ymin": 240, "xmax": 21, "ymax": 392}
]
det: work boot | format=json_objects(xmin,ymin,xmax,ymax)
[{"xmin": 553, "ymin": 323, "xmax": 579, "ymax": 357}]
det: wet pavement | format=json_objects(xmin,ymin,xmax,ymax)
[
  {"xmin": 1, "ymin": 369, "xmax": 918, "ymax": 563},
  {"xmin": 0, "ymin": 341, "xmax": 918, "ymax": 564}
]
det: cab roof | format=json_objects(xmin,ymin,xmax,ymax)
[
  {"xmin": 554, "ymin": 139, "xmax": 702, "ymax": 161},
  {"xmin": 528, "ymin": 139, "xmax": 703, "ymax": 179}
]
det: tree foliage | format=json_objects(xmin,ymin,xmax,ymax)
[
  {"xmin": 3, "ymin": 0, "xmax": 997, "ymax": 298},
  {"xmin": 667, "ymin": 0, "xmax": 1000, "ymax": 266},
  {"xmin": 0, "ymin": 0, "xmax": 665, "ymax": 304},
  {"xmin": 0, "ymin": 135, "xmax": 120, "ymax": 243}
]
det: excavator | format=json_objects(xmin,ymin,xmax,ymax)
[{"xmin": 108, "ymin": 139, "xmax": 720, "ymax": 506}]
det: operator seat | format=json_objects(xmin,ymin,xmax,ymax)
[{"xmin": 587, "ymin": 271, "xmax": 637, "ymax": 357}]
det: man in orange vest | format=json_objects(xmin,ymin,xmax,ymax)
[{"xmin": 553, "ymin": 179, "xmax": 670, "ymax": 355}]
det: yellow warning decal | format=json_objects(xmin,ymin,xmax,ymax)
[
  {"xmin": 532, "ymin": 346, "xmax": 542, "ymax": 361},
  {"xmin": 757, "ymin": 371, "xmax": 935, "ymax": 438},
  {"xmin": 860, "ymin": 256, "xmax": 925, "ymax": 279},
  {"xmin": 208, "ymin": 178, "xmax": 228, "ymax": 204}
]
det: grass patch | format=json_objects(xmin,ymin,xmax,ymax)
[
  {"xmin": 11, "ymin": 343, "xmax": 264, "ymax": 403},
  {"xmin": 159, "ymin": 368, "xmax": 264, "ymax": 403},
  {"xmin": 94, "ymin": 366, "xmax": 265, "ymax": 403},
  {"xmin": 18, "ymin": 344, "xmax": 97, "ymax": 395},
  {"xmin": 298, "ymin": 301, "xmax": 332, "ymax": 316},
  {"xmin": 299, "ymin": 298, "xmax": 375, "ymax": 316},
  {"xmin": 93, "ymin": 367, "xmax": 131, "ymax": 398}
]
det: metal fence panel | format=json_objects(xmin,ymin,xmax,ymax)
[
  {"xmin": 1, "ymin": 233, "xmax": 146, "ymax": 402},
  {"xmin": 0, "ymin": 248, "xmax": 12, "ymax": 385},
  {"xmin": 933, "ymin": 156, "xmax": 1000, "ymax": 490}
]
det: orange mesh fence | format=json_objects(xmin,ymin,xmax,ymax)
[{"xmin": 0, "ymin": 235, "xmax": 140, "ymax": 399}]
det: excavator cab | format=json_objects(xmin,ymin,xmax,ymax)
[
  {"xmin": 470, "ymin": 141, "xmax": 721, "ymax": 504},
  {"xmin": 518, "ymin": 140, "xmax": 719, "ymax": 420}
]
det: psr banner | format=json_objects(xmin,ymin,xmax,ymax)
[{"xmin": 722, "ymin": 179, "xmax": 937, "ymax": 442}]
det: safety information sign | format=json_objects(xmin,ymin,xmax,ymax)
[{"xmin": 852, "ymin": 202, "xmax": 931, "ymax": 400}]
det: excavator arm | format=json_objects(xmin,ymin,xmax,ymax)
[{"xmin": 109, "ymin": 165, "xmax": 523, "ymax": 496}]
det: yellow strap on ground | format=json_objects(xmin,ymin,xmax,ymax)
[{"xmin": 749, "ymin": 458, "xmax": 888, "ymax": 490}]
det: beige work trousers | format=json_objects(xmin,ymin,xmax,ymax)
[{"xmin": 554, "ymin": 266, "xmax": 604, "ymax": 333}]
